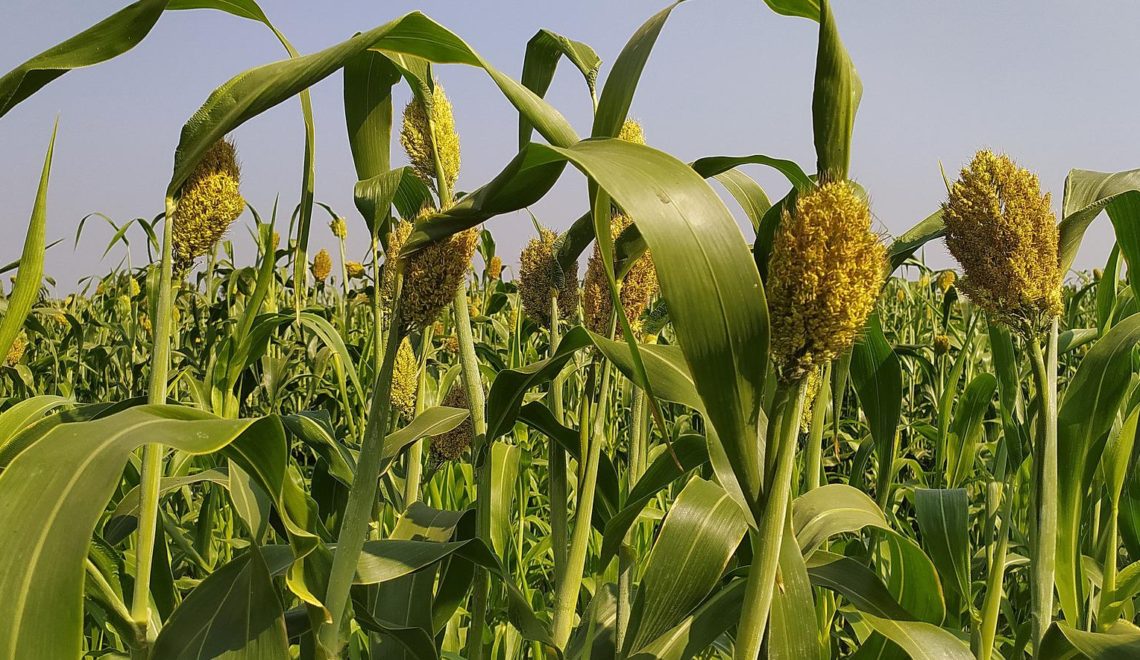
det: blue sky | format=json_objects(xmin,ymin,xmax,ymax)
[{"xmin": 1, "ymin": 1, "xmax": 1134, "ymax": 290}]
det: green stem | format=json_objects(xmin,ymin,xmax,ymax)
[
  {"xmin": 805, "ymin": 362, "xmax": 832, "ymax": 492},
  {"xmin": 1027, "ymin": 319, "xmax": 1058, "ymax": 654},
  {"xmin": 976, "ymin": 479, "xmax": 1013, "ymax": 660},
  {"xmin": 735, "ymin": 378, "xmax": 806, "ymax": 660},
  {"xmin": 1098, "ymin": 500, "xmax": 1120, "ymax": 631},
  {"xmin": 132, "ymin": 195, "xmax": 177, "ymax": 638},
  {"xmin": 318, "ymin": 289, "xmax": 405, "ymax": 655},
  {"xmin": 548, "ymin": 294, "xmax": 569, "ymax": 600},
  {"xmin": 404, "ymin": 325, "xmax": 433, "ymax": 505},
  {"xmin": 453, "ymin": 284, "xmax": 491, "ymax": 660},
  {"xmin": 553, "ymin": 356, "xmax": 614, "ymax": 648}
]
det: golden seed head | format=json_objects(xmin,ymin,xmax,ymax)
[
  {"xmin": 432, "ymin": 384, "xmax": 473, "ymax": 463},
  {"xmin": 432, "ymin": 321, "xmax": 445, "ymax": 336},
  {"xmin": 583, "ymin": 214, "xmax": 659, "ymax": 336},
  {"xmin": 617, "ymin": 119, "xmax": 645, "ymax": 145},
  {"xmin": 768, "ymin": 181, "xmax": 887, "ymax": 382},
  {"xmin": 943, "ymin": 151, "xmax": 1062, "ymax": 332},
  {"xmin": 329, "ymin": 217, "xmax": 348, "ymax": 240},
  {"xmin": 390, "ymin": 337, "xmax": 418, "ymax": 417},
  {"xmin": 518, "ymin": 227, "xmax": 579, "ymax": 328},
  {"xmin": 139, "ymin": 313, "xmax": 152, "ymax": 335},
  {"xmin": 5, "ymin": 334, "xmax": 26, "ymax": 366},
  {"xmin": 487, "ymin": 255, "xmax": 503, "ymax": 280},
  {"xmin": 918, "ymin": 273, "xmax": 931, "ymax": 289},
  {"xmin": 933, "ymin": 334, "xmax": 951, "ymax": 356},
  {"xmin": 468, "ymin": 303, "xmax": 480, "ymax": 319},
  {"xmin": 128, "ymin": 277, "xmax": 141, "ymax": 298},
  {"xmin": 173, "ymin": 139, "xmax": 244, "ymax": 268},
  {"xmin": 1093, "ymin": 268, "xmax": 1104, "ymax": 281},
  {"xmin": 311, "ymin": 249, "xmax": 333, "ymax": 282},
  {"xmin": 444, "ymin": 335, "xmax": 459, "ymax": 354},
  {"xmin": 271, "ymin": 231, "xmax": 281, "ymax": 251},
  {"xmin": 95, "ymin": 281, "xmax": 106, "ymax": 296},
  {"xmin": 392, "ymin": 212, "xmax": 479, "ymax": 331},
  {"xmin": 400, "ymin": 85, "xmax": 460, "ymax": 192}
]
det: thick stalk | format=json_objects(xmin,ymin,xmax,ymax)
[
  {"xmin": 976, "ymin": 480, "xmax": 1013, "ymax": 660},
  {"xmin": 318, "ymin": 292, "xmax": 405, "ymax": 654},
  {"xmin": 453, "ymin": 285, "xmax": 491, "ymax": 660},
  {"xmin": 735, "ymin": 379, "xmax": 806, "ymax": 660},
  {"xmin": 1027, "ymin": 319, "xmax": 1058, "ymax": 654},
  {"xmin": 1098, "ymin": 500, "xmax": 1120, "ymax": 631},
  {"xmin": 131, "ymin": 195, "xmax": 177, "ymax": 638},
  {"xmin": 552, "ymin": 359, "xmax": 614, "ymax": 647},
  {"xmin": 805, "ymin": 362, "xmax": 832, "ymax": 492},
  {"xmin": 404, "ymin": 325, "xmax": 433, "ymax": 505},
  {"xmin": 548, "ymin": 295, "xmax": 569, "ymax": 599}
]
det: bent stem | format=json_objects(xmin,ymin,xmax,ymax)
[
  {"xmin": 318, "ymin": 286, "xmax": 405, "ymax": 655},
  {"xmin": 131, "ymin": 194, "xmax": 178, "ymax": 642},
  {"xmin": 1027, "ymin": 318, "xmax": 1058, "ymax": 654},
  {"xmin": 735, "ymin": 378, "xmax": 806, "ymax": 660}
]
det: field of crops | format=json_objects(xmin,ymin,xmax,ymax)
[{"xmin": 3, "ymin": 1, "xmax": 1140, "ymax": 659}]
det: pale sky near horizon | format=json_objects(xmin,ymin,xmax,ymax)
[{"xmin": 0, "ymin": 1, "xmax": 1132, "ymax": 291}]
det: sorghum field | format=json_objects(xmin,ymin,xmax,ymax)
[{"xmin": 2, "ymin": 1, "xmax": 1139, "ymax": 659}]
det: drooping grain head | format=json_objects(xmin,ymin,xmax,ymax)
[
  {"xmin": 311, "ymin": 249, "xmax": 333, "ymax": 282},
  {"xmin": 432, "ymin": 384, "xmax": 473, "ymax": 463},
  {"xmin": 390, "ymin": 337, "xmax": 418, "ymax": 417},
  {"xmin": 393, "ymin": 210, "xmax": 478, "ymax": 331},
  {"xmin": 943, "ymin": 151, "xmax": 1061, "ymax": 333},
  {"xmin": 329, "ymin": 217, "xmax": 348, "ymax": 240},
  {"xmin": 583, "ymin": 214, "xmax": 659, "ymax": 337},
  {"xmin": 518, "ymin": 227, "xmax": 579, "ymax": 329},
  {"xmin": 172, "ymin": 139, "xmax": 244, "ymax": 269},
  {"xmin": 768, "ymin": 180, "xmax": 886, "ymax": 382},
  {"xmin": 400, "ymin": 85, "xmax": 461, "ymax": 193}
]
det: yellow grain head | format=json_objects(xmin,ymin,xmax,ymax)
[
  {"xmin": 346, "ymin": 261, "xmax": 366, "ymax": 279},
  {"xmin": 583, "ymin": 213, "xmax": 659, "ymax": 336},
  {"xmin": 618, "ymin": 119, "xmax": 645, "ymax": 145},
  {"xmin": 397, "ymin": 209, "xmax": 478, "ymax": 330},
  {"xmin": 487, "ymin": 255, "xmax": 503, "ymax": 280},
  {"xmin": 936, "ymin": 270, "xmax": 957, "ymax": 294},
  {"xmin": 5, "ymin": 334, "xmax": 26, "ymax": 366},
  {"xmin": 311, "ymin": 248, "xmax": 333, "ymax": 283},
  {"xmin": 799, "ymin": 366, "xmax": 823, "ymax": 432},
  {"xmin": 768, "ymin": 181, "xmax": 886, "ymax": 382},
  {"xmin": 400, "ymin": 85, "xmax": 460, "ymax": 193},
  {"xmin": 172, "ymin": 138, "xmax": 245, "ymax": 268},
  {"xmin": 933, "ymin": 334, "xmax": 951, "ymax": 356},
  {"xmin": 942, "ymin": 151, "xmax": 1061, "ymax": 333},
  {"xmin": 518, "ymin": 227, "xmax": 579, "ymax": 328}
]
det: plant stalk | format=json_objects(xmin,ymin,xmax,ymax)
[
  {"xmin": 735, "ymin": 378, "xmax": 806, "ymax": 660},
  {"xmin": 1027, "ymin": 318, "xmax": 1058, "ymax": 654}
]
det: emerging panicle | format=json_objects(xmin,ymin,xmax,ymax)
[
  {"xmin": 942, "ymin": 150, "xmax": 1062, "ymax": 333},
  {"xmin": 432, "ymin": 384, "xmax": 473, "ymax": 463},
  {"xmin": 936, "ymin": 270, "xmax": 956, "ymax": 294},
  {"xmin": 518, "ymin": 227, "xmax": 579, "ymax": 328},
  {"xmin": 400, "ymin": 85, "xmax": 461, "ymax": 193},
  {"xmin": 390, "ymin": 337, "xmax": 418, "ymax": 417},
  {"xmin": 5, "ymin": 334, "xmax": 26, "ymax": 366},
  {"xmin": 768, "ymin": 180, "xmax": 886, "ymax": 382},
  {"xmin": 487, "ymin": 255, "xmax": 503, "ymax": 280},
  {"xmin": 172, "ymin": 138, "xmax": 245, "ymax": 270},
  {"xmin": 329, "ymin": 217, "xmax": 348, "ymax": 240}
]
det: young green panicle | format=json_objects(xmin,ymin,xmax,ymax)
[
  {"xmin": 400, "ymin": 85, "xmax": 460, "ymax": 193},
  {"xmin": 942, "ymin": 150, "xmax": 1062, "ymax": 333},
  {"xmin": 583, "ymin": 213, "xmax": 659, "ymax": 337},
  {"xmin": 518, "ymin": 227, "xmax": 579, "ymax": 328},
  {"xmin": 311, "ymin": 249, "xmax": 332, "ymax": 282},
  {"xmin": 172, "ymin": 138, "xmax": 244, "ymax": 269},
  {"xmin": 387, "ymin": 210, "xmax": 478, "ymax": 331},
  {"xmin": 390, "ymin": 337, "xmax": 418, "ymax": 417},
  {"xmin": 768, "ymin": 180, "xmax": 886, "ymax": 382}
]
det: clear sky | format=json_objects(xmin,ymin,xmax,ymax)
[{"xmin": 0, "ymin": 1, "xmax": 1133, "ymax": 290}]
